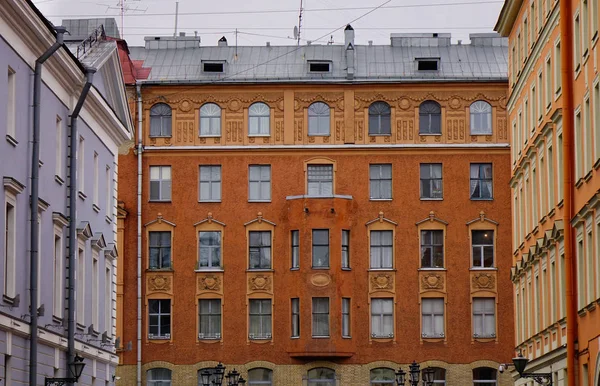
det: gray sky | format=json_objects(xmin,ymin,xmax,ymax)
[{"xmin": 34, "ymin": 0, "xmax": 505, "ymax": 47}]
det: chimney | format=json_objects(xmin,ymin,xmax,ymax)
[
  {"xmin": 179, "ymin": 32, "xmax": 185, "ymax": 37},
  {"xmin": 218, "ymin": 36, "xmax": 227, "ymax": 46},
  {"xmin": 344, "ymin": 24, "xmax": 354, "ymax": 49},
  {"xmin": 346, "ymin": 43, "xmax": 355, "ymax": 80}
]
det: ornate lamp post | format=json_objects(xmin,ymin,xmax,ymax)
[
  {"xmin": 200, "ymin": 363, "xmax": 246, "ymax": 386},
  {"xmin": 45, "ymin": 354, "xmax": 86, "ymax": 385},
  {"xmin": 510, "ymin": 353, "xmax": 553, "ymax": 386},
  {"xmin": 395, "ymin": 361, "xmax": 435, "ymax": 386}
]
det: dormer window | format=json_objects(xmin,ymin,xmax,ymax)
[
  {"xmin": 416, "ymin": 58, "xmax": 439, "ymax": 71},
  {"xmin": 308, "ymin": 61, "xmax": 331, "ymax": 73},
  {"xmin": 203, "ymin": 61, "xmax": 225, "ymax": 73}
]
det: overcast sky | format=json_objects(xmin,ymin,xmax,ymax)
[{"xmin": 33, "ymin": 0, "xmax": 505, "ymax": 47}]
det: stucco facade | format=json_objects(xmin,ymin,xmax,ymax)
[{"xmin": 0, "ymin": 1, "xmax": 132, "ymax": 384}]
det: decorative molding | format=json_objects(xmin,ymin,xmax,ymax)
[
  {"xmin": 365, "ymin": 211, "xmax": 398, "ymax": 226},
  {"xmin": 77, "ymin": 221, "xmax": 93, "ymax": 240},
  {"xmin": 52, "ymin": 212, "xmax": 69, "ymax": 227},
  {"xmin": 370, "ymin": 273, "xmax": 394, "ymax": 291},
  {"xmin": 194, "ymin": 212, "xmax": 226, "ymax": 227},
  {"xmin": 310, "ymin": 273, "xmax": 331, "ymax": 287},
  {"xmin": 91, "ymin": 232, "xmax": 107, "ymax": 251},
  {"xmin": 144, "ymin": 213, "xmax": 176, "ymax": 228},
  {"xmin": 244, "ymin": 212, "xmax": 276, "ymax": 227},
  {"xmin": 466, "ymin": 210, "xmax": 500, "ymax": 225},
  {"xmin": 148, "ymin": 275, "xmax": 172, "ymax": 292},
  {"xmin": 248, "ymin": 275, "xmax": 272, "ymax": 292},
  {"xmin": 421, "ymin": 273, "xmax": 445, "ymax": 290},
  {"xmin": 3, "ymin": 176, "xmax": 25, "ymax": 195},
  {"xmin": 104, "ymin": 243, "xmax": 118, "ymax": 260},
  {"xmin": 198, "ymin": 275, "xmax": 221, "ymax": 292},
  {"xmin": 416, "ymin": 211, "xmax": 449, "ymax": 226},
  {"xmin": 471, "ymin": 273, "xmax": 496, "ymax": 290}
]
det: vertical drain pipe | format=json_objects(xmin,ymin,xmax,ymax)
[
  {"xmin": 136, "ymin": 83, "xmax": 143, "ymax": 386},
  {"xmin": 67, "ymin": 68, "xmax": 96, "ymax": 384},
  {"xmin": 30, "ymin": 26, "xmax": 66, "ymax": 386}
]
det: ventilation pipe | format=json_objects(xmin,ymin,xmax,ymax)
[
  {"xmin": 344, "ymin": 25, "xmax": 355, "ymax": 80},
  {"xmin": 218, "ymin": 36, "xmax": 228, "ymax": 46},
  {"xmin": 30, "ymin": 25, "xmax": 66, "ymax": 386},
  {"xmin": 136, "ymin": 83, "xmax": 143, "ymax": 386},
  {"xmin": 344, "ymin": 24, "xmax": 354, "ymax": 49},
  {"xmin": 67, "ymin": 67, "xmax": 96, "ymax": 384}
]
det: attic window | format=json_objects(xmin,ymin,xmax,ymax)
[
  {"xmin": 309, "ymin": 61, "xmax": 331, "ymax": 73},
  {"xmin": 203, "ymin": 62, "xmax": 225, "ymax": 73},
  {"xmin": 417, "ymin": 58, "xmax": 439, "ymax": 71}
]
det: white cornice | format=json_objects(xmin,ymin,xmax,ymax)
[{"xmin": 495, "ymin": 0, "xmax": 525, "ymax": 36}]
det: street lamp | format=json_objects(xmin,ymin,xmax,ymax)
[
  {"xmin": 395, "ymin": 361, "xmax": 434, "ymax": 386},
  {"xmin": 201, "ymin": 363, "xmax": 246, "ymax": 386},
  {"xmin": 45, "ymin": 354, "xmax": 86, "ymax": 385},
  {"xmin": 509, "ymin": 352, "xmax": 553, "ymax": 386}
]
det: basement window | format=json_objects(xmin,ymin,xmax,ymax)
[
  {"xmin": 309, "ymin": 61, "xmax": 332, "ymax": 73},
  {"xmin": 202, "ymin": 61, "xmax": 225, "ymax": 73},
  {"xmin": 416, "ymin": 58, "xmax": 440, "ymax": 71}
]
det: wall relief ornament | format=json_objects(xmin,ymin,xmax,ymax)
[
  {"xmin": 148, "ymin": 275, "xmax": 171, "ymax": 292},
  {"xmin": 399, "ymin": 98, "xmax": 411, "ymax": 110},
  {"xmin": 310, "ymin": 273, "xmax": 331, "ymax": 287},
  {"xmin": 370, "ymin": 273, "xmax": 394, "ymax": 290},
  {"xmin": 198, "ymin": 275, "xmax": 221, "ymax": 291},
  {"xmin": 178, "ymin": 100, "xmax": 193, "ymax": 112},
  {"xmin": 472, "ymin": 273, "xmax": 496, "ymax": 289},
  {"xmin": 249, "ymin": 275, "xmax": 272, "ymax": 291},
  {"xmin": 228, "ymin": 99, "xmax": 241, "ymax": 112},
  {"xmin": 421, "ymin": 273, "xmax": 444, "ymax": 290}
]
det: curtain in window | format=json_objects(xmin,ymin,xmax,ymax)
[
  {"xmin": 199, "ymin": 299, "xmax": 221, "ymax": 338},
  {"xmin": 422, "ymin": 298, "xmax": 444, "ymax": 337},
  {"xmin": 371, "ymin": 299, "xmax": 393, "ymax": 337},
  {"xmin": 312, "ymin": 230, "xmax": 329, "ymax": 268},
  {"xmin": 149, "ymin": 231, "xmax": 171, "ymax": 269},
  {"xmin": 150, "ymin": 103, "xmax": 172, "ymax": 137},
  {"xmin": 473, "ymin": 298, "xmax": 495, "ymax": 337},
  {"xmin": 370, "ymin": 368, "xmax": 396, "ymax": 385},
  {"xmin": 470, "ymin": 164, "xmax": 493, "ymax": 198},
  {"xmin": 148, "ymin": 368, "xmax": 172, "ymax": 386},
  {"xmin": 249, "ymin": 231, "xmax": 271, "ymax": 269},
  {"xmin": 249, "ymin": 102, "xmax": 270, "ymax": 135},
  {"xmin": 470, "ymin": 101, "xmax": 492, "ymax": 135},
  {"xmin": 312, "ymin": 298, "xmax": 329, "ymax": 336},
  {"xmin": 472, "ymin": 367, "xmax": 497, "ymax": 386},
  {"xmin": 248, "ymin": 368, "xmax": 273, "ymax": 385},
  {"xmin": 368, "ymin": 102, "xmax": 391, "ymax": 135},
  {"xmin": 249, "ymin": 165, "xmax": 271, "ymax": 201},
  {"xmin": 307, "ymin": 165, "xmax": 333, "ymax": 197},
  {"xmin": 419, "ymin": 101, "xmax": 441, "ymax": 134},
  {"xmin": 308, "ymin": 102, "xmax": 330, "ymax": 136},
  {"xmin": 307, "ymin": 368, "xmax": 336, "ymax": 386},
  {"xmin": 249, "ymin": 299, "xmax": 272, "ymax": 339},
  {"xmin": 370, "ymin": 230, "xmax": 393, "ymax": 268},
  {"xmin": 198, "ymin": 231, "xmax": 221, "ymax": 268},
  {"xmin": 200, "ymin": 103, "xmax": 221, "ymax": 136}
]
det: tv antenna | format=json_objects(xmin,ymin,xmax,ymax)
[
  {"xmin": 296, "ymin": 0, "xmax": 303, "ymax": 45},
  {"xmin": 103, "ymin": 0, "xmax": 147, "ymax": 39}
]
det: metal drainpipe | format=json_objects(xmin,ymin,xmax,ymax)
[
  {"xmin": 67, "ymin": 68, "xmax": 96, "ymax": 385},
  {"xmin": 30, "ymin": 26, "xmax": 66, "ymax": 386},
  {"xmin": 136, "ymin": 83, "xmax": 143, "ymax": 386},
  {"xmin": 558, "ymin": 0, "xmax": 577, "ymax": 384}
]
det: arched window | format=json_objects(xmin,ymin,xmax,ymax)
[
  {"xmin": 248, "ymin": 368, "xmax": 273, "ymax": 385},
  {"xmin": 423, "ymin": 367, "xmax": 446, "ymax": 385},
  {"xmin": 249, "ymin": 102, "xmax": 270, "ymax": 135},
  {"xmin": 307, "ymin": 367, "xmax": 336, "ymax": 386},
  {"xmin": 473, "ymin": 367, "xmax": 497, "ymax": 385},
  {"xmin": 150, "ymin": 103, "xmax": 172, "ymax": 137},
  {"xmin": 419, "ymin": 101, "xmax": 442, "ymax": 134},
  {"xmin": 368, "ymin": 101, "xmax": 391, "ymax": 135},
  {"xmin": 308, "ymin": 102, "xmax": 330, "ymax": 136},
  {"xmin": 200, "ymin": 103, "xmax": 221, "ymax": 136},
  {"xmin": 147, "ymin": 368, "xmax": 171, "ymax": 385},
  {"xmin": 197, "ymin": 368, "xmax": 218, "ymax": 386},
  {"xmin": 470, "ymin": 101, "xmax": 492, "ymax": 135},
  {"xmin": 370, "ymin": 367, "xmax": 395, "ymax": 385}
]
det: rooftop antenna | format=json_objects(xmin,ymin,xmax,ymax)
[
  {"xmin": 104, "ymin": 0, "xmax": 147, "ymax": 39},
  {"xmin": 235, "ymin": 28, "xmax": 238, "ymax": 60},
  {"xmin": 173, "ymin": 1, "xmax": 179, "ymax": 37},
  {"xmin": 296, "ymin": 0, "xmax": 303, "ymax": 46}
]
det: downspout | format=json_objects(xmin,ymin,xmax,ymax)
[
  {"xmin": 136, "ymin": 82, "xmax": 143, "ymax": 386},
  {"xmin": 559, "ymin": 0, "xmax": 577, "ymax": 384},
  {"xmin": 67, "ymin": 68, "xmax": 96, "ymax": 383},
  {"xmin": 30, "ymin": 26, "xmax": 66, "ymax": 386}
]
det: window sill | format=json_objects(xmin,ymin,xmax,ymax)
[
  {"xmin": 540, "ymin": 215, "xmax": 547, "ymax": 225},
  {"xmin": 341, "ymin": 267, "xmax": 352, "ymax": 271},
  {"xmin": 470, "ymin": 132, "xmax": 493, "ymax": 136},
  {"xmin": 575, "ymin": 178, "xmax": 584, "ymax": 189},
  {"xmin": 342, "ymin": 335, "xmax": 352, "ymax": 339},
  {"xmin": 470, "ymin": 197, "xmax": 494, "ymax": 201},
  {"xmin": 52, "ymin": 315, "xmax": 63, "ymax": 324},
  {"xmin": 311, "ymin": 336, "xmax": 330, "ymax": 339},
  {"xmin": 418, "ymin": 267, "xmax": 446, "ymax": 271},
  {"xmin": 592, "ymin": 31, "xmax": 598, "ymax": 48},
  {"xmin": 55, "ymin": 175, "xmax": 65, "ymax": 186},
  {"xmin": 195, "ymin": 268, "xmax": 223, "ymax": 273},
  {"xmin": 248, "ymin": 134, "xmax": 271, "ymax": 137},
  {"xmin": 147, "ymin": 268, "xmax": 174, "ymax": 272},
  {"xmin": 582, "ymin": 51, "xmax": 589, "ymax": 66},
  {"xmin": 307, "ymin": 134, "xmax": 331, "ymax": 137},
  {"xmin": 286, "ymin": 194, "xmax": 353, "ymax": 200},
  {"xmin": 557, "ymin": 199, "xmax": 564, "ymax": 209},
  {"xmin": 105, "ymin": 215, "xmax": 112, "ymax": 224},
  {"xmin": 6, "ymin": 134, "xmax": 17, "ymax": 147},
  {"xmin": 248, "ymin": 200, "xmax": 272, "ymax": 203},
  {"xmin": 368, "ymin": 268, "xmax": 396, "ymax": 272},
  {"xmin": 420, "ymin": 197, "xmax": 443, "ymax": 201},
  {"xmin": 76, "ymin": 323, "xmax": 86, "ymax": 331},
  {"xmin": 246, "ymin": 269, "xmax": 274, "ymax": 272},
  {"xmin": 248, "ymin": 337, "xmax": 272, "ymax": 342},
  {"xmin": 78, "ymin": 191, "xmax": 87, "ymax": 200},
  {"xmin": 419, "ymin": 133, "xmax": 442, "ymax": 136},
  {"xmin": 92, "ymin": 204, "xmax": 100, "ymax": 213},
  {"xmin": 149, "ymin": 135, "xmax": 172, "ymax": 139},
  {"xmin": 421, "ymin": 335, "xmax": 445, "ymax": 342},
  {"xmin": 594, "ymin": 157, "xmax": 600, "ymax": 170},
  {"xmin": 2, "ymin": 294, "xmax": 18, "ymax": 306},
  {"xmin": 370, "ymin": 198, "xmax": 392, "ymax": 201},
  {"xmin": 368, "ymin": 133, "xmax": 391, "ymax": 137},
  {"xmin": 198, "ymin": 200, "xmax": 221, "ymax": 203},
  {"xmin": 311, "ymin": 267, "xmax": 330, "ymax": 270},
  {"xmin": 554, "ymin": 88, "xmax": 562, "ymax": 101},
  {"xmin": 584, "ymin": 170, "xmax": 593, "ymax": 182},
  {"xmin": 575, "ymin": 64, "xmax": 581, "ymax": 79},
  {"xmin": 149, "ymin": 200, "xmax": 172, "ymax": 203},
  {"xmin": 290, "ymin": 267, "xmax": 300, "ymax": 271},
  {"xmin": 469, "ymin": 267, "xmax": 497, "ymax": 271},
  {"xmin": 473, "ymin": 336, "xmax": 496, "ymax": 343},
  {"xmin": 148, "ymin": 336, "xmax": 171, "ymax": 341},
  {"xmin": 199, "ymin": 135, "xmax": 221, "ymax": 138}
]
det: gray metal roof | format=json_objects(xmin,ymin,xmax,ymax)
[{"xmin": 128, "ymin": 32, "xmax": 508, "ymax": 84}]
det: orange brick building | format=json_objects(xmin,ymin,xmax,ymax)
[
  {"xmin": 496, "ymin": 0, "xmax": 600, "ymax": 384},
  {"xmin": 116, "ymin": 30, "xmax": 515, "ymax": 385}
]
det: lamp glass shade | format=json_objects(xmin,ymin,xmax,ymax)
[
  {"xmin": 423, "ymin": 368, "xmax": 435, "ymax": 383},
  {"xmin": 238, "ymin": 376, "xmax": 246, "ymax": 385},
  {"xmin": 229, "ymin": 370, "xmax": 240, "ymax": 384},
  {"xmin": 215, "ymin": 363, "xmax": 225, "ymax": 384},
  {"xmin": 512, "ymin": 354, "xmax": 529, "ymax": 376},
  {"xmin": 200, "ymin": 369, "xmax": 212, "ymax": 386},
  {"xmin": 409, "ymin": 362, "xmax": 420, "ymax": 383},
  {"xmin": 69, "ymin": 354, "xmax": 86, "ymax": 380},
  {"xmin": 396, "ymin": 369, "xmax": 406, "ymax": 385}
]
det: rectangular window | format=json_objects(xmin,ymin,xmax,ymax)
[
  {"xmin": 421, "ymin": 230, "xmax": 444, "ymax": 268},
  {"xmin": 148, "ymin": 299, "xmax": 171, "ymax": 339},
  {"xmin": 575, "ymin": 110, "xmax": 583, "ymax": 179},
  {"xmin": 584, "ymin": 98, "xmax": 592, "ymax": 171},
  {"xmin": 558, "ymin": 132, "xmax": 564, "ymax": 201},
  {"xmin": 149, "ymin": 166, "xmax": 171, "ymax": 201},
  {"xmin": 55, "ymin": 116, "xmax": 63, "ymax": 178},
  {"xmin": 545, "ymin": 57, "xmax": 552, "ymax": 109},
  {"xmin": 555, "ymin": 40, "xmax": 562, "ymax": 94},
  {"xmin": 199, "ymin": 165, "xmax": 221, "ymax": 202},
  {"xmin": 291, "ymin": 298, "xmax": 300, "ymax": 338},
  {"xmin": 93, "ymin": 152, "xmax": 99, "ymax": 207},
  {"xmin": 198, "ymin": 231, "xmax": 221, "ymax": 269},
  {"xmin": 574, "ymin": 13, "xmax": 581, "ymax": 69},
  {"xmin": 472, "ymin": 230, "xmax": 494, "ymax": 268},
  {"xmin": 149, "ymin": 231, "xmax": 171, "ymax": 270},
  {"xmin": 312, "ymin": 229, "xmax": 329, "ymax": 268},
  {"xmin": 4, "ymin": 200, "xmax": 16, "ymax": 298},
  {"xmin": 342, "ymin": 298, "xmax": 351, "ymax": 338},
  {"xmin": 6, "ymin": 67, "xmax": 16, "ymax": 140},
  {"xmin": 53, "ymin": 232, "xmax": 63, "ymax": 318},
  {"xmin": 341, "ymin": 230, "xmax": 350, "ymax": 269},
  {"xmin": 92, "ymin": 253, "xmax": 99, "ymax": 329},
  {"xmin": 548, "ymin": 141, "xmax": 555, "ymax": 208},
  {"xmin": 307, "ymin": 165, "xmax": 333, "ymax": 197},
  {"xmin": 78, "ymin": 136, "xmax": 85, "ymax": 193},
  {"xmin": 578, "ymin": 238, "xmax": 585, "ymax": 307},
  {"xmin": 249, "ymin": 231, "xmax": 271, "ymax": 269},
  {"xmin": 371, "ymin": 298, "xmax": 393, "ymax": 338},
  {"xmin": 77, "ymin": 245, "xmax": 85, "ymax": 324},
  {"xmin": 369, "ymin": 164, "xmax": 392, "ymax": 200},
  {"xmin": 312, "ymin": 297, "xmax": 330, "ymax": 337},
  {"xmin": 594, "ymin": 83, "xmax": 600, "ymax": 161},
  {"xmin": 473, "ymin": 298, "xmax": 496, "ymax": 338},
  {"xmin": 106, "ymin": 166, "xmax": 112, "ymax": 219},
  {"xmin": 587, "ymin": 231, "xmax": 593, "ymax": 306},
  {"xmin": 523, "ymin": 18, "xmax": 529, "ymax": 54},
  {"xmin": 470, "ymin": 163, "xmax": 493, "ymax": 199},
  {"xmin": 370, "ymin": 230, "xmax": 393, "ymax": 269},
  {"xmin": 199, "ymin": 299, "xmax": 221, "ymax": 339},
  {"xmin": 105, "ymin": 264, "xmax": 111, "ymax": 333},
  {"xmin": 421, "ymin": 298, "xmax": 444, "ymax": 338},
  {"xmin": 420, "ymin": 163, "xmax": 443, "ymax": 199},
  {"xmin": 249, "ymin": 299, "xmax": 272, "ymax": 340},
  {"xmin": 583, "ymin": 0, "xmax": 589, "ymax": 54},
  {"xmin": 291, "ymin": 230, "xmax": 299, "ymax": 269},
  {"xmin": 248, "ymin": 165, "xmax": 271, "ymax": 201}
]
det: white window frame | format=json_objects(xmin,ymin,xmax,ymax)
[
  {"xmin": 198, "ymin": 298, "xmax": 222, "ymax": 339},
  {"xmin": 92, "ymin": 250, "xmax": 99, "ymax": 329},
  {"xmin": 370, "ymin": 230, "xmax": 393, "ymax": 269},
  {"xmin": 341, "ymin": 230, "xmax": 350, "ymax": 269},
  {"xmin": 199, "ymin": 165, "xmax": 221, "ymax": 202},
  {"xmin": 149, "ymin": 166, "xmax": 172, "ymax": 202},
  {"xmin": 420, "ymin": 163, "xmax": 443, "ymax": 200},
  {"xmin": 369, "ymin": 164, "xmax": 392, "ymax": 200},
  {"xmin": 307, "ymin": 165, "xmax": 333, "ymax": 197},
  {"xmin": 53, "ymin": 224, "xmax": 64, "ymax": 318},
  {"xmin": 291, "ymin": 230, "xmax": 299, "ymax": 269},
  {"xmin": 421, "ymin": 298, "xmax": 445, "ymax": 338},
  {"xmin": 198, "ymin": 231, "xmax": 221, "ymax": 270},
  {"xmin": 6, "ymin": 67, "xmax": 16, "ymax": 141},
  {"xmin": 554, "ymin": 39, "xmax": 562, "ymax": 97},
  {"xmin": 148, "ymin": 299, "xmax": 171, "ymax": 339},
  {"xmin": 307, "ymin": 102, "xmax": 331, "ymax": 136},
  {"xmin": 248, "ymin": 165, "xmax": 271, "ymax": 202},
  {"xmin": 472, "ymin": 298, "xmax": 496, "ymax": 338},
  {"xmin": 3, "ymin": 179, "xmax": 22, "ymax": 300},
  {"xmin": 105, "ymin": 260, "xmax": 112, "ymax": 334},
  {"xmin": 248, "ymin": 102, "xmax": 270, "ymax": 136},
  {"xmin": 248, "ymin": 299, "xmax": 272, "ymax": 340},
  {"xmin": 291, "ymin": 298, "xmax": 300, "ymax": 338},
  {"xmin": 471, "ymin": 230, "xmax": 495, "ymax": 268},
  {"xmin": 106, "ymin": 165, "xmax": 112, "ymax": 222},
  {"xmin": 147, "ymin": 368, "xmax": 172, "ymax": 386},
  {"xmin": 371, "ymin": 298, "xmax": 394, "ymax": 338},
  {"xmin": 76, "ymin": 238, "xmax": 86, "ymax": 325},
  {"xmin": 469, "ymin": 101, "xmax": 492, "ymax": 135},
  {"xmin": 93, "ymin": 152, "xmax": 99, "ymax": 209},
  {"xmin": 149, "ymin": 103, "xmax": 172, "ymax": 137},
  {"xmin": 78, "ymin": 136, "xmax": 85, "ymax": 195},
  {"xmin": 55, "ymin": 116, "xmax": 63, "ymax": 179},
  {"xmin": 311, "ymin": 297, "xmax": 330, "ymax": 337},
  {"xmin": 199, "ymin": 103, "xmax": 222, "ymax": 137},
  {"xmin": 342, "ymin": 297, "xmax": 351, "ymax": 338}
]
